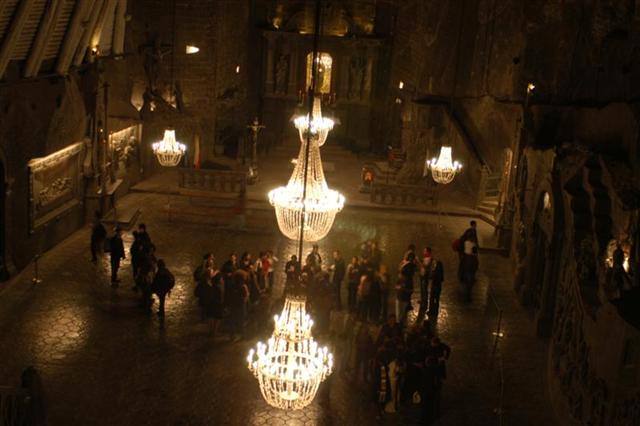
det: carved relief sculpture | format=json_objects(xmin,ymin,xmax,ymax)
[
  {"xmin": 28, "ymin": 142, "xmax": 84, "ymax": 232},
  {"xmin": 275, "ymin": 54, "xmax": 289, "ymax": 94},
  {"xmin": 348, "ymin": 55, "xmax": 365, "ymax": 100},
  {"xmin": 38, "ymin": 178, "xmax": 72, "ymax": 210}
]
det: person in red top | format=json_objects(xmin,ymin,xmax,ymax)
[{"xmin": 260, "ymin": 252, "xmax": 271, "ymax": 292}]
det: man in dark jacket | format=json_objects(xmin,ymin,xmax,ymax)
[
  {"xmin": 331, "ymin": 250, "xmax": 346, "ymax": 310},
  {"xmin": 427, "ymin": 255, "xmax": 445, "ymax": 317},
  {"xmin": 129, "ymin": 231, "xmax": 143, "ymax": 288},
  {"xmin": 137, "ymin": 223, "xmax": 152, "ymax": 254},
  {"xmin": 285, "ymin": 255, "xmax": 300, "ymax": 287},
  {"xmin": 109, "ymin": 227, "xmax": 125, "ymax": 286},
  {"xmin": 152, "ymin": 259, "xmax": 175, "ymax": 317},
  {"xmin": 90, "ymin": 211, "xmax": 107, "ymax": 263}
]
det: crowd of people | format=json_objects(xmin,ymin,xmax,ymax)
[
  {"xmin": 91, "ymin": 215, "xmax": 175, "ymax": 317},
  {"xmin": 90, "ymin": 213, "xmax": 482, "ymax": 424}
]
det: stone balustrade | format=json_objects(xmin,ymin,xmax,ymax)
[
  {"xmin": 370, "ymin": 182, "xmax": 437, "ymax": 206},
  {"xmin": 178, "ymin": 168, "xmax": 246, "ymax": 194}
]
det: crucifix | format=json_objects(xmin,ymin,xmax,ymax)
[{"xmin": 247, "ymin": 117, "xmax": 265, "ymax": 182}]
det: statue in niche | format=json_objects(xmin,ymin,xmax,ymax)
[
  {"xmin": 348, "ymin": 55, "xmax": 366, "ymax": 100},
  {"xmin": 275, "ymin": 54, "xmax": 289, "ymax": 94},
  {"xmin": 141, "ymin": 37, "xmax": 172, "ymax": 95}
]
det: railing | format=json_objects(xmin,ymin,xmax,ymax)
[
  {"xmin": 370, "ymin": 182, "xmax": 437, "ymax": 206},
  {"xmin": 0, "ymin": 386, "xmax": 30, "ymax": 426},
  {"xmin": 487, "ymin": 285, "xmax": 505, "ymax": 426},
  {"xmin": 178, "ymin": 168, "xmax": 246, "ymax": 194}
]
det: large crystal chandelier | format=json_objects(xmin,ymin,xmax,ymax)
[
  {"xmin": 425, "ymin": 146, "xmax": 462, "ymax": 184},
  {"xmin": 247, "ymin": 296, "xmax": 333, "ymax": 410},
  {"xmin": 152, "ymin": 129, "xmax": 186, "ymax": 167},
  {"xmin": 268, "ymin": 97, "xmax": 345, "ymax": 241}
]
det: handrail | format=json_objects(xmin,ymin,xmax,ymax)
[{"xmin": 487, "ymin": 284, "xmax": 505, "ymax": 426}]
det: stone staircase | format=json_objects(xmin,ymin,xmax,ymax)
[{"xmin": 476, "ymin": 173, "xmax": 503, "ymax": 217}]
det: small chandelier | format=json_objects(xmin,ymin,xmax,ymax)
[
  {"xmin": 268, "ymin": 98, "xmax": 345, "ymax": 242},
  {"xmin": 425, "ymin": 146, "xmax": 462, "ymax": 185},
  {"xmin": 294, "ymin": 96, "xmax": 334, "ymax": 147},
  {"xmin": 247, "ymin": 296, "xmax": 333, "ymax": 410},
  {"xmin": 152, "ymin": 128, "xmax": 186, "ymax": 167}
]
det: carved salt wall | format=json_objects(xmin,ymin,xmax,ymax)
[
  {"xmin": 28, "ymin": 142, "xmax": 85, "ymax": 233},
  {"xmin": 0, "ymin": 76, "xmax": 87, "ymax": 272},
  {"xmin": 514, "ymin": 139, "xmax": 640, "ymax": 424}
]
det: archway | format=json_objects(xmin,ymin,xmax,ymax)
[{"xmin": 530, "ymin": 219, "xmax": 548, "ymax": 311}]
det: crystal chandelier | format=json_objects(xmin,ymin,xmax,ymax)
[
  {"xmin": 152, "ymin": 129, "xmax": 186, "ymax": 167},
  {"xmin": 426, "ymin": 146, "xmax": 462, "ymax": 184},
  {"xmin": 247, "ymin": 296, "xmax": 333, "ymax": 410},
  {"xmin": 268, "ymin": 97, "xmax": 345, "ymax": 242},
  {"xmin": 294, "ymin": 95, "xmax": 334, "ymax": 147}
]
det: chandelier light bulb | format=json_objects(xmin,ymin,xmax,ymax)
[
  {"xmin": 152, "ymin": 129, "xmax": 186, "ymax": 167},
  {"xmin": 426, "ymin": 146, "xmax": 462, "ymax": 185}
]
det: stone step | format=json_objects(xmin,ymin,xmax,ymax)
[{"xmin": 477, "ymin": 204, "xmax": 496, "ymax": 216}]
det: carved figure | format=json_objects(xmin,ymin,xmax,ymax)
[
  {"xmin": 348, "ymin": 55, "xmax": 366, "ymax": 100},
  {"xmin": 142, "ymin": 38, "xmax": 172, "ymax": 94},
  {"xmin": 275, "ymin": 54, "xmax": 289, "ymax": 94}
]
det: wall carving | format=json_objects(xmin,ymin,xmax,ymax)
[
  {"xmin": 37, "ymin": 178, "xmax": 72, "ymax": 208},
  {"xmin": 551, "ymin": 270, "xmax": 610, "ymax": 425},
  {"xmin": 109, "ymin": 125, "xmax": 141, "ymax": 178},
  {"xmin": 28, "ymin": 142, "xmax": 84, "ymax": 232}
]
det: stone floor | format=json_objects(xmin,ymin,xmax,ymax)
[{"xmin": 0, "ymin": 192, "xmax": 554, "ymax": 425}]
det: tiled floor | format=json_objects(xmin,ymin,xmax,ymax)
[{"xmin": 0, "ymin": 192, "xmax": 554, "ymax": 425}]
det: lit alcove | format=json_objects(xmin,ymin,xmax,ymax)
[{"xmin": 306, "ymin": 52, "xmax": 332, "ymax": 93}]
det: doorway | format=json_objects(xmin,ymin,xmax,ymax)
[{"xmin": 530, "ymin": 221, "xmax": 548, "ymax": 311}]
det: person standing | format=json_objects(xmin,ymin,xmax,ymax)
[
  {"xmin": 266, "ymin": 251, "xmax": 277, "ymax": 292},
  {"xmin": 370, "ymin": 241, "xmax": 382, "ymax": 272},
  {"xmin": 90, "ymin": 211, "xmax": 107, "ymax": 263},
  {"xmin": 457, "ymin": 220, "xmax": 478, "ymax": 280},
  {"xmin": 369, "ymin": 269, "xmax": 382, "ymax": 323},
  {"xmin": 227, "ymin": 269, "xmax": 249, "ymax": 342},
  {"xmin": 202, "ymin": 267, "xmax": 225, "ymax": 337},
  {"xmin": 285, "ymin": 255, "xmax": 300, "ymax": 287},
  {"xmin": 396, "ymin": 252, "xmax": 417, "ymax": 326},
  {"xmin": 357, "ymin": 274, "xmax": 371, "ymax": 321},
  {"xmin": 330, "ymin": 250, "xmax": 346, "ymax": 310},
  {"xmin": 109, "ymin": 227, "xmax": 125, "ymax": 286},
  {"xmin": 306, "ymin": 244, "xmax": 322, "ymax": 268},
  {"xmin": 221, "ymin": 252, "xmax": 237, "ymax": 294},
  {"xmin": 138, "ymin": 244, "xmax": 158, "ymax": 312},
  {"xmin": 420, "ymin": 355, "xmax": 444, "ymax": 424},
  {"xmin": 377, "ymin": 265, "xmax": 391, "ymax": 322},
  {"xmin": 129, "ymin": 231, "xmax": 144, "ymax": 289},
  {"xmin": 461, "ymin": 245, "xmax": 479, "ymax": 301},
  {"xmin": 137, "ymin": 223, "xmax": 152, "ymax": 249},
  {"xmin": 151, "ymin": 259, "xmax": 175, "ymax": 317},
  {"xmin": 427, "ymin": 255, "xmax": 445, "ymax": 317},
  {"xmin": 419, "ymin": 248, "xmax": 433, "ymax": 316},
  {"xmin": 347, "ymin": 256, "xmax": 361, "ymax": 312}
]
